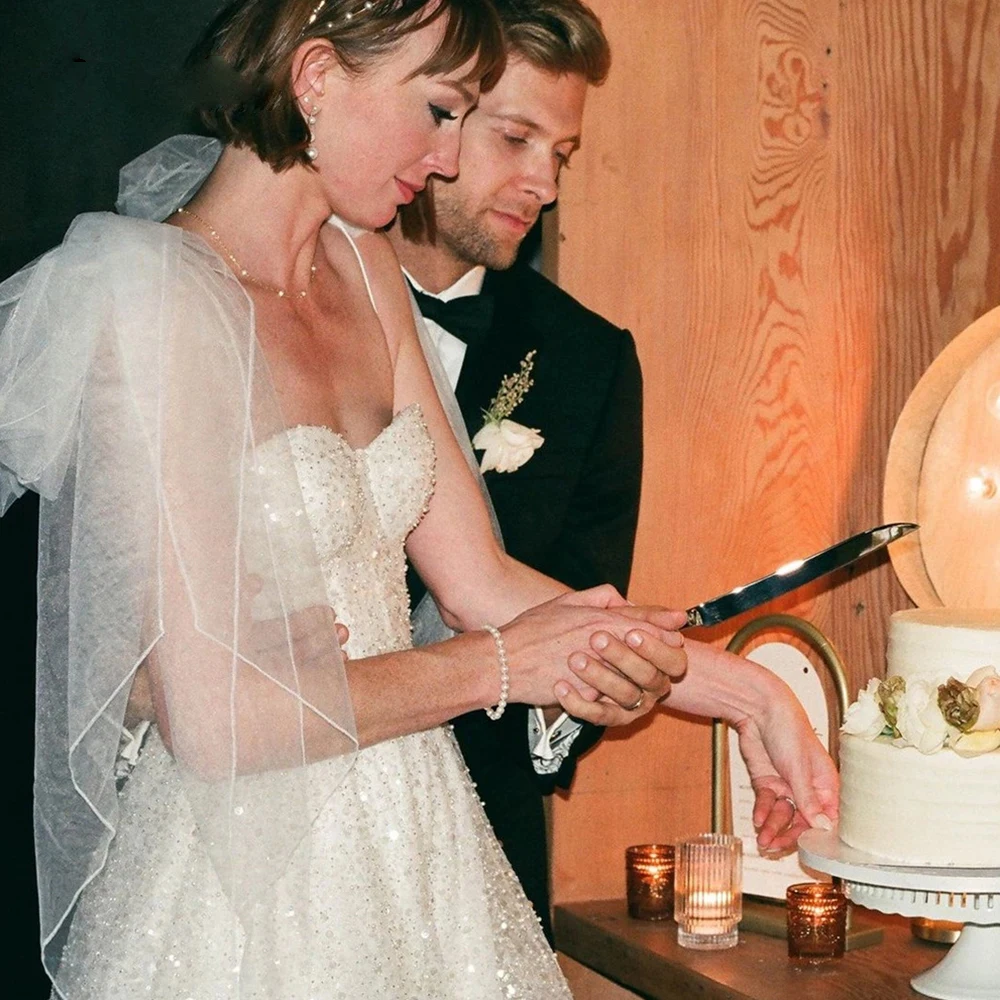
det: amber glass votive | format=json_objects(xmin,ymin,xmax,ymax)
[
  {"xmin": 625, "ymin": 844, "xmax": 675, "ymax": 920},
  {"xmin": 786, "ymin": 882, "xmax": 847, "ymax": 962},
  {"xmin": 674, "ymin": 834, "xmax": 742, "ymax": 950}
]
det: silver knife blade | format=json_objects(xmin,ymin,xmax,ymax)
[{"xmin": 683, "ymin": 523, "xmax": 918, "ymax": 628}]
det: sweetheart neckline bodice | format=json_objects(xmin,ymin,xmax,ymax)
[{"xmin": 284, "ymin": 402, "xmax": 422, "ymax": 455}]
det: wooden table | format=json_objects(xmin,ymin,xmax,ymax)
[{"xmin": 554, "ymin": 900, "xmax": 952, "ymax": 999}]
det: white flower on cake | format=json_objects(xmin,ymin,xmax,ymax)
[
  {"xmin": 840, "ymin": 678, "xmax": 886, "ymax": 740},
  {"xmin": 952, "ymin": 729, "xmax": 1000, "ymax": 758},
  {"xmin": 894, "ymin": 679, "xmax": 950, "ymax": 754},
  {"xmin": 473, "ymin": 350, "xmax": 544, "ymax": 474},
  {"xmin": 842, "ymin": 667, "xmax": 1000, "ymax": 759},
  {"xmin": 966, "ymin": 665, "xmax": 998, "ymax": 687},
  {"xmin": 967, "ymin": 666, "xmax": 1000, "ymax": 732}
]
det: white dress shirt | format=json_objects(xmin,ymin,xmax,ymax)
[
  {"xmin": 404, "ymin": 267, "xmax": 584, "ymax": 777},
  {"xmin": 404, "ymin": 266, "xmax": 484, "ymax": 391}
]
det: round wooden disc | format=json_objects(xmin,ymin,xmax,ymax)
[
  {"xmin": 884, "ymin": 305, "xmax": 1000, "ymax": 606},
  {"xmin": 917, "ymin": 336, "xmax": 1000, "ymax": 607}
]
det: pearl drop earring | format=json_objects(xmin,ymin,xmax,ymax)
[{"xmin": 303, "ymin": 95, "xmax": 320, "ymax": 161}]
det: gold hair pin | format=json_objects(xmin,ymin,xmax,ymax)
[
  {"xmin": 306, "ymin": 0, "xmax": 327, "ymax": 27},
  {"xmin": 305, "ymin": 0, "xmax": 374, "ymax": 32}
]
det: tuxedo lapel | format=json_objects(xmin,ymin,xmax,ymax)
[{"xmin": 454, "ymin": 269, "xmax": 543, "ymax": 439}]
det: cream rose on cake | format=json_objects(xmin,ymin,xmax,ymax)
[
  {"xmin": 967, "ymin": 666, "xmax": 1000, "ymax": 730},
  {"xmin": 841, "ymin": 678, "xmax": 886, "ymax": 740},
  {"xmin": 894, "ymin": 679, "xmax": 950, "ymax": 754}
]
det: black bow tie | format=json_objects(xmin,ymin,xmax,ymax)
[{"xmin": 410, "ymin": 285, "xmax": 494, "ymax": 347}]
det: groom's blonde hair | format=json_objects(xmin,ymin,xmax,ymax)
[{"xmin": 493, "ymin": 0, "xmax": 611, "ymax": 86}]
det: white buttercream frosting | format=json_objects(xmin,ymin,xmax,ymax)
[
  {"xmin": 838, "ymin": 734, "xmax": 1000, "ymax": 866},
  {"xmin": 839, "ymin": 609, "xmax": 1000, "ymax": 867},
  {"xmin": 888, "ymin": 608, "xmax": 1000, "ymax": 684}
]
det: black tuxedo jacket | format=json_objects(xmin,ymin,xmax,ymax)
[{"xmin": 408, "ymin": 262, "xmax": 643, "ymax": 942}]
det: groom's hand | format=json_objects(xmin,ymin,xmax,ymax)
[
  {"xmin": 125, "ymin": 614, "xmax": 351, "ymax": 727},
  {"xmin": 561, "ymin": 586, "xmax": 689, "ymax": 632},
  {"xmin": 554, "ymin": 625, "xmax": 687, "ymax": 726}
]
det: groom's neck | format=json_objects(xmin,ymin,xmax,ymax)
[{"xmin": 386, "ymin": 223, "xmax": 473, "ymax": 296}]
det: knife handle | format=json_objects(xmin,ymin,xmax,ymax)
[{"xmin": 684, "ymin": 607, "xmax": 703, "ymax": 629}]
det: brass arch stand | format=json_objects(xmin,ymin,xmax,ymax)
[
  {"xmin": 707, "ymin": 614, "xmax": 881, "ymax": 946},
  {"xmin": 711, "ymin": 613, "xmax": 849, "ymax": 834}
]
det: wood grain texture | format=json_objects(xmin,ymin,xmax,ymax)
[
  {"xmin": 555, "ymin": 901, "xmax": 943, "ymax": 1000},
  {"xmin": 556, "ymin": 953, "xmax": 643, "ymax": 1000},
  {"xmin": 549, "ymin": 0, "xmax": 1000, "ymax": 905}
]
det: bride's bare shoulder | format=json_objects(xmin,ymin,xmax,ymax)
[{"xmin": 327, "ymin": 224, "xmax": 416, "ymax": 349}]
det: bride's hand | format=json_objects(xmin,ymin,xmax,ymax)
[{"xmin": 732, "ymin": 682, "xmax": 839, "ymax": 853}]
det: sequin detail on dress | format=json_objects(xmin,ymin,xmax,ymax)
[{"xmin": 55, "ymin": 404, "xmax": 570, "ymax": 999}]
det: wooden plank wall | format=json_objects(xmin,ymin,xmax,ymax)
[{"xmin": 549, "ymin": 0, "xmax": 1000, "ymax": 905}]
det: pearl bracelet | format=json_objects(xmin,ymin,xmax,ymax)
[{"xmin": 483, "ymin": 624, "xmax": 509, "ymax": 721}]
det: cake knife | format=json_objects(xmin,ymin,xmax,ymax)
[{"xmin": 683, "ymin": 522, "xmax": 918, "ymax": 628}]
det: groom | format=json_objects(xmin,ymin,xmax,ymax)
[{"xmin": 389, "ymin": 0, "xmax": 639, "ymax": 942}]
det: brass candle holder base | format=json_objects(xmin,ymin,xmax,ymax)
[{"xmin": 911, "ymin": 917, "xmax": 963, "ymax": 944}]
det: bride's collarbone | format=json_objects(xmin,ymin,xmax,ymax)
[
  {"xmin": 256, "ymin": 295, "xmax": 386, "ymax": 363},
  {"xmin": 261, "ymin": 321, "xmax": 396, "ymax": 449}
]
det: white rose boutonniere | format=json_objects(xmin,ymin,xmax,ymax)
[
  {"xmin": 472, "ymin": 350, "xmax": 544, "ymax": 474},
  {"xmin": 473, "ymin": 420, "xmax": 545, "ymax": 474}
]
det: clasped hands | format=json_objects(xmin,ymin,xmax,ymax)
[
  {"xmin": 503, "ymin": 584, "xmax": 689, "ymax": 728},
  {"xmin": 123, "ymin": 583, "xmax": 687, "ymax": 730},
  {"xmin": 506, "ymin": 585, "xmax": 839, "ymax": 855}
]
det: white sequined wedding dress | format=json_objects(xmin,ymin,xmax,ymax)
[{"xmin": 55, "ymin": 404, "xmax": 571, "ymax": 999}]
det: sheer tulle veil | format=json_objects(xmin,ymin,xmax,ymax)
[{"xmin": 0, "ymin": 135, "xmax": 369, "ymax": 993}]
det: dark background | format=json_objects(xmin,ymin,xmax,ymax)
[
  {"xmin": 0, "ymin": 5, "xmax": 545, "ymax": 993},
  {"xmin": 1, "ymin": 3, "xmax": 217, "ymax": 993}
]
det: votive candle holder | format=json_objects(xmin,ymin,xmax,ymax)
[
  {"xmin": 786, "ymin": 882, "xmax": 847, "ymax": 963},
  {"xmin": 625, "ymin": 844, "xmax": 675, "ymax": 921},
  {"xmin": 674, "ymin": 833, "xmax": 742, "ymax": 950}
]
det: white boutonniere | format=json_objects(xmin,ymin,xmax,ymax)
[{"xmin": 471, "ymin": 350, "xmax": 544, "ymax": 473}]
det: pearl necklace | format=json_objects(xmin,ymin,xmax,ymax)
[{"xmin": 175, "ymin": 206, "xmax": 317, "ymax": 299}]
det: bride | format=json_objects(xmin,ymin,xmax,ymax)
[{"xmin": 0, "ymin": 1, "xmax": 837, "ymax": 997}]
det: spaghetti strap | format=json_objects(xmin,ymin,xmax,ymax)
[{"xmin": 327, "ymin": 214, "xmax": 379, "ymax": 317}]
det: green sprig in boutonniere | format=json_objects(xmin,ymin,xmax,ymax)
[{"xmin": 471, "ymin": 350, "xmax": 544, "ymax": 473}]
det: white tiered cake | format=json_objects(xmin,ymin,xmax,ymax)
[{"xmin": 838, "ymin": 609, "xmax": 1000, "ymax": 867}]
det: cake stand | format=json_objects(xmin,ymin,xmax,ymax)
[{"xmin": 799, "ymin": 829, "xmax": 1000, "ymax": 999}]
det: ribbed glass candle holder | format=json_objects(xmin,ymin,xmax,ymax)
[
  {"xmin": 786, "ymin": 882, "xmax": 847, "ymax": 962},
  {"xmin": 625, "ymin": 844, "xmax": 675, "ymax": 920},
  {"xmin": 674, "ymin": 833, "xmax": 742, "ymax": 950}
]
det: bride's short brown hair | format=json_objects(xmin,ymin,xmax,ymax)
[{"xmin": 187, "ymin": 0, "xmax": 504, "ymax": 171}]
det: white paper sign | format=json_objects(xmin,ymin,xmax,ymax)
[{"xmin": 727, "ymin": 642, "xmax": 830, "ymax": 900}]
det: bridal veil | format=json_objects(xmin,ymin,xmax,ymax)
[{"xmin": 0, "ymin": 136, "xmax": 359, "ymax": 994}]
